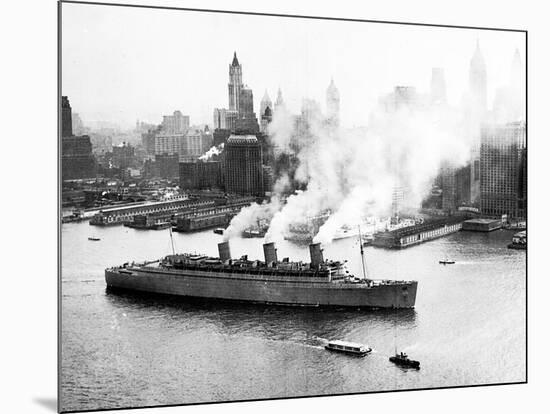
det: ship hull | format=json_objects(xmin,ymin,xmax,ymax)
[{"xmin": 105, "ymin": 268, "xmax": 417, "ymax": 309}]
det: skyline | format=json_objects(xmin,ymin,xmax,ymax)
[{"xmin": 62, "ymin": 3, "xmax": 525, "ymax": 129}]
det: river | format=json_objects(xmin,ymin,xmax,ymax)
[{"xmin": 60, "ymin": 222, "xmax": 526, "ymax": 411}]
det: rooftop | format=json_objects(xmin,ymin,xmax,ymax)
[
  {"xmin": 464, "ymin": 218, "xmax": 501, "ymax": 224},
  {"xmin": 227, "ymin": 134, "xmax": 258, "ymax": 144},
  {"xmin": 328, "ymin": 340, "xmax": 368, "ymax": 348}
]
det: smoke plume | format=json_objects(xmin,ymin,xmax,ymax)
[
  {"xmin": 225, "ymin": 88, "xmax": 499, "ymax": 245},
  {"xmin": 223, "ymin": 196, "xmax": 282, "ymax": 241},
  {"xmin": 199, "ymin": 143, "xmax": 224, "ymax": 161}
]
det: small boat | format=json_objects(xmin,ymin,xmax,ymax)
[
  {"xmin": 213, "ymin": 228, "xmax": 224, "ymax": 235},
  {"xmin": 439, "ymin": 259, "xmax": 455, "ymax": 265},
  {"xmin": 88, "ymin": 237, "xmax": 101, "ymax": 241},
  {"xmin": 389, "ymin": 352, "xmax": 420, "ymax": 369},
  {"xmin": 242, "ymin": 228, "xmax": 267, "ymax": 238},
  {"xmin": 508, "ymin": 231, "xmax": 526, "ymax": 250},
  {"xmin": 325, "ymin": 340, "xmax": 372, "ymax": 356}
]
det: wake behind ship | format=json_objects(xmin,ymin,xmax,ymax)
[{"xmin": 105, "ymin": 242, "xmax": 417, "ymax": 308}]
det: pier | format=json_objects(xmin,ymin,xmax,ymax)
[
  {"xmin": 372, "ymin": 217, "xmax": 464, "ymax": 248},
  {"xmin": 90, "ymin": 196, "xmax": 215, "ymax": 226}
]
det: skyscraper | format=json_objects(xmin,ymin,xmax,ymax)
[
  {"xmin": 236, "ymin": 87, "xmax": 259, "ymax": 134},
  {"xmin": 274, "ymin": 87, "xmax": 284, "ymax": 112},
  {"xmin": 161, "ymin": 110, "xmax": 190, "ymax": 135},
  {"xmin": 155, "ymin": 129, "xmax": 210, "ymax": 162},
  {"xmin": 517, "ymin": 148, "xmax": 527, "ymax": 219},
  {"xmin": 260, "ymin": 106, "xmax": 273, "ymax": 134},
  {"xmin": 465, "ymin": 41, "xmax": 489, "ymax": 207},
  {"xmin": 381, "ymin": 86, "xmax": 420, "ymax": 112},
  {"xmin": 441, "ymin": 164, "xmax": 471, "ymax": 212},
  {"xmin": 228, "ymin": 51, "xmax": 243, "ymax": 113},
  {"xmin": 259, "ymin": 90, "xmax": 273, "ymax": 123},
  {"xmin": 62, "ymin": 96, "xmax": 73, "ymax": 137},
  {"xmin": 215, "ymin": 52, "xmax": 258, "ymax": 134},
  {"xmin": 179, "ymin": 160, "xmax": 223, "ymax": 190},
  {"xmin": 140, "ymin": 125, "xmax": 161, "ymax": 155},
  {"xmin": 493, "ymin": 49, "xmax": 525, "ymax": 122},
  {"xmin": 61, "ymin": 96, "xmax": 96, "ymax": 179},
  {"xmin": 326, "ymin": 78, "xmax": 340, "ymax": 127},
  {"xmin": 480, "ymin": 121, "xmax": 526, "ymax": 219},
  {"xmin": 224, "ymin": 135, "xmax": 264, "ymax": 196},
  {"xmin": 239, "ymin": 87, "xmax": 254, "ymax": 116},
  {"xmin": 469, "ymin": 40, "xmax": 488, "ymax": 113},
  {"xmin": 510, "ymin": 48, "xmax": 524, "ymax": 93}
]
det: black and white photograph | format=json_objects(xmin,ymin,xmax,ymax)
[{"xmin": 58, "ymin": 1, "xmax": 527, "ymax": 412}]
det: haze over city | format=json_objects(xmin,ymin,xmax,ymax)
[
  {"xmin": 59, "ymin": 3, "xmax": 527, "ymax": 412},
  {"xmin": 62, "ymin": 3, "xmax": 525, "ymax": 129}
]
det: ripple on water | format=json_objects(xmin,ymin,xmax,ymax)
[{"xmin": 60, "ymin": 223, "xmax": 526, "ymax": 411}]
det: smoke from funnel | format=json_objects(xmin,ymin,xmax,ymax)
[{"xmin": 223, "ymin": 56, "xmax": 522, "ymax": 245}]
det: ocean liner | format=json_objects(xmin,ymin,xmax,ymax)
[{"xmin": 105, "ymin": 241, "xmax": 417, "ymax": 308}]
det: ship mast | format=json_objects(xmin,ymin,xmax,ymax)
[
  {"xmin": 358, "ymin": 225, "xmax": 368, "ymax": 280},
  {"xmin": 169, "ymin": 227, "xmax": 175, "ymax": 255}
]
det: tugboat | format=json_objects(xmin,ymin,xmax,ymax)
[
  {"xmin": 389, "ymin": 351, "xmax": 420, "ymax": 369},
  {"xmin": 325, "ymin": 340, "xmax": 372, "ymax": 356},
  {"xmin": 439, "ymin": 259, "xmax": 455, "ymax": 265}
]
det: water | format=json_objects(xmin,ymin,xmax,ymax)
[{"xmin": 60, "ymin": 222, "xmax": 526, "ymax": 411}]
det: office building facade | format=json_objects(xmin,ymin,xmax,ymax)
[
  {"xmin": 480, "ymin": 121, "xmax": 526, "ymax": 219},
  {"xmin": 224, "ymin": 135, "xmax": 264, "ymax": 196}
]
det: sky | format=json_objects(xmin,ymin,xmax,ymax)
[{"xmin": 61, "ymin": 2, "xmax": 526, "ymax": 129}]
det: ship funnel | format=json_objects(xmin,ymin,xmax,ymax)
[
  {"xmin": 218, "ymin": 242, "xmax": 231, "ymax": 262},
  {"xmin": 263, "ymin": 242, "xmax": 278, "ymax": 264},
  {"xmin": 309, "ymin": 243, "xmax": 324, "ymax": 268}
]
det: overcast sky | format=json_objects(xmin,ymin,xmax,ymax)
[{"xmin": 62, "ymin": 2, "xmax": 525, "ymax": 129}]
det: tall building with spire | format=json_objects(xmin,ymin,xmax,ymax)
[
  {"xmin": 493, "ymin": 48, "xmax": 525, "ymax": 122},
  {"xmin": 275, "ymin": 87, "xmax": 284, "ymax": 107},
  {"xmin": 326, "ymin": 78, "xmax": 340, "ymax": 127},
  {"xmin": 510, "ymin": 48, "xmax": 523, "ymax": 92},
  {"xmin": 509, "ymin": 48, "xmax": 526, "ymax": 121},
  {"xmin": 260, "ymin": 90, "xmax": 272, "ymax": 121},
  {"xmin": 469, "ymin": 40, "xmax": 488, "ymax": 113},
  {"xmin": 260, "ymin": 106, "xmax": 273, "ymax": 134},
  {"xmin": 228, "ymin": 52, "xmax": 243, "ymax": 112},
  {"xmin": 273, "ymin": 88, "xmax": 284, "ymax": 115},
  {"xmin": 259, "ymin": 90, "xmax": 273, "ymax": 134},
  {"xmin": 215, "ymin": 52, "xmax": 258, "ymax": 135},
  {"xmin": 462, "ymin": 41, "xmax": 489, "ymax": 207}
]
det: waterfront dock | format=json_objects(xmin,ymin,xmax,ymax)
[
  {"xmin": 90, "ymin": 196, "xmax": 214, "ymax": 226},
  {"xmin": 372, "ymin": 217, "xmax": 464, "ymax": 248},
  {"xmin": 462, "ymin": 218, "xmax": 502, "ymax": 232}
]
